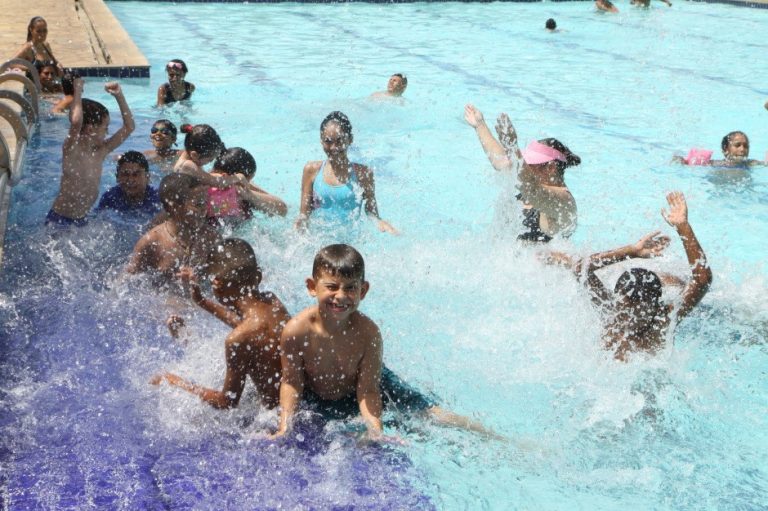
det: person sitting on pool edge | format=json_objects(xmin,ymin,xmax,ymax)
[
  {"xmin": 371, "ymin": 73, "xmax": 408, "ymax": 99},
  {"xmin": 296, "ymin": 111, "xmax": 397, "ymax": 234},
  {"xmin": 157, "ymin": 59, "xmax": 195, "ymax": 106},
  {"xmin": 126, "ymin": 174, "xmax": 222, "ymax": 288},
  {"xmin": 151, "ymin": 238, "xmax": 291, "ymax": 409},
  {"xmin": 270, "ymin": 244, "xmax": 498, "ymax": 442},
  {"xmin": 544, "ymin": 192, "xmax": 711, "ymax": 361},
  {"xmin": 464, "ymin": 104, "xmax": 579, "ymax": 242},
  {"xmin": 96, "ymin": 151, "xmax": 160, "ymax": 217},
  {"xmin": 47, "ymin": 78, "xmax": 135, "ymax": 226}
]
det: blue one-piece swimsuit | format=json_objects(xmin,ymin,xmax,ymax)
[{"xmin": 311, "ymin": 161, "xmax": 363, "ymax": 224}]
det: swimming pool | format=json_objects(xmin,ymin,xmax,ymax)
[{"xmin": 1, "ymin": 1, "xmax": 767, "ymax": 509}]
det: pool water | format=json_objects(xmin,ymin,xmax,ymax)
[{"xmin": 2, "ymin": 1, "xmax": 767, "ymax": 509}]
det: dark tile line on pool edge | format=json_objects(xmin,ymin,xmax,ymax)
[{"xmin": 107, "ymin": 0, "xmax": 768, "ymax": 7}]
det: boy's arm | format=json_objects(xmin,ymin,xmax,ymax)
[
  {"xmin": 584, "ymin": 231, "xmax": 671, "ymax": 306},
  {"xmin": 464, "ymin": 104, "xmax": 513, "ymax": 172},
  {"xmin": 239, "ymin": 184, "xmax": 288, "ymax": 217},
  {"xmin": 65, "ymin": 78, "xmax": 84, "ymax": 147},
  {"xmin": 150, "ymin": 327, "xmax": 251, "ymax": 408},
  {"xmin": 176, "ymin": 267, "xmax": 241, "ymax": 328},
  {"xmin": 125, "ymin": 233, "xmax": 158, "ymax": 274},
  {"xmin": 661, "ymin": 192, "xmax": 712, "ymax": 319},
  {"xmin": 102, "ymin": 82, "xmax": 135, "ymax": 153},
  {"xmin": 356, "ymin": 324, "xmax": 384, "ymax": 438},
  {"xmin": 272, "ymin": 320, "xmax": 307, "ymax": 438}
]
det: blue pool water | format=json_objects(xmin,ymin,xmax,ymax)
[{"xmin": 2, "ymin": 1, "xmax": 768, "ymax": 509}]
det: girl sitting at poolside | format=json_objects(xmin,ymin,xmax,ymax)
[
  {"xmin": 14, "ymin": 17, "xmax": 63, "ymax": 74},
  {"xmin": 174, "ymin": 124, "xmax": 246, "ymax": 190},
  {"xmin": 464, "ymin": 104, "xmax": 579, "ymax": 242},
  {"xmin": 675, "ymin": 131, "xmax": 766, "ymax": 167},
  {"xmin": 206, "ymin": 147, "xmax": 287, "ymax": 227},
  {"xmin": 295, "ymin": 111, "xmax": 397, "ymax": 233},
  {"xmin": 143, "ymin": 119, "xmax": 180, "ymax": 170},
  {"xmin": 157, "ymin": 59, "xmax": 195, "ymax": 106}
]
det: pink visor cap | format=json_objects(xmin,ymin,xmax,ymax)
[{"xmin": 521, "ymin": 140, "xmax": 566, "ymax": 165}]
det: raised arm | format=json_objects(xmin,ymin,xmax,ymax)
[
  {"xmin": 102, "ymin": 82, "xmax": 135, "ymax": 153},
  {"xmin": 271, "ymin": 321, "xmax": 307, "ymax": 438},
  {"xmin": 464, "ymin": 104, "xmax": 513, "ymax": 172},
  {"xmin": 583, "ymin": 231, "xmax": 671, "ymax": 306},
  {"xmin": 661, "ymin": 192, "xmax": 712, "ymax": 319},
  {"xmin": 239, "ymin": 184, "xmax": 288, "ymax": 217},
  {"xmin": 356, "ymin": 325, "xmax": 384, "ymax": 439},
  {"xmin": 356, "ymin": 165, "xmax": 398, "ymax": 234},
  {"xmin": 65, "ymin": 78, "xmax": 84, "ymax": 147}
]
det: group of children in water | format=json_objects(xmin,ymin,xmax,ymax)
[{"xmin": 11, "ymin": 11, "xmax": 764, "ymax": 442}]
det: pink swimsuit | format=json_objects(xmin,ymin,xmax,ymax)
[{"xmin": 207, "ymin": 186, "xmax": 244, "ymax": 219}]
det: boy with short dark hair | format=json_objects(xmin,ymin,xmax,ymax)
[
  {"xmin": 371, "ymin": 73, "xmax": 408, "ymax": 99},
  {"xmin": 151, "ymin": 238, "xmax": 290, "ymax": 408},
  {"xmin": 272, "ymin": 244, "xmax": 495, "ymax": 441},
  {"xmin": 96, "ymin": 151, "xmax": 160, "ymax": 216},
  {"xmin": 47, "ymin": 78, "xmax": 135, "ymax": 225},
  {"xmin": 126, "ymin": 174, "xmax": 221, "ymax": 284}
]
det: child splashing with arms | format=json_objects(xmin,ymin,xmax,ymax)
[
  {"xmin": 295, "ymin": 112, "xmax": 397, "ymax": 234},
  {"xmin": 174, "ymin": 123, "xmax": 247, "ymax": 189}
]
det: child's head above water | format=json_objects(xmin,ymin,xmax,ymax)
[
  {"xmin": 387, "ymin": 73, "xmax": 408, "ymax": 96},
  {"xmin": 159, "ymin": 173, "xmax": 202, "ymax": 213},
  {"xmin": 166, "ymin": 59, "xmax": 188, "ymax": 77},
  {"xmin": 312, "ymin": 243, "xmax": 365, "ymax": 282},
  {"xmin": 81, "ymin": 98, "xmax": 109, "ymax": 133},
  {"xmin": 526, "ymin": 138, "xmax": 581, "ymax": 174},
  {"xmin": 116, "ymin": 151, "xmax": 150, "ymax": 200},
  {"xmin": 213, "ymin": 147, "xmax": 256, "ymax": 181},
  {"xmin": 180, "ymin": 123, "xmax": 225, "ymax": 161},
  {"xmin": 545, "ymin": 18, "xmax": 557, "ymax": 30},
  {"xmin": 320, "ymin": 111, "xmax": 354, "ymax": 155},
  {"xmin": 720, "ymin": 131, "xmax": 749, "ymax": 160},
  {"xmin": 614, "ymin": 268, "xmax": 663, "ymax": 306},
  {"xmin": 211, "ymin": 238, "xmax": 262, "ymax": 292}
]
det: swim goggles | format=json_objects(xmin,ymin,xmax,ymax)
[
  {"xmin": 151, "ymin": 126, "xmax": 172, "ymax": 135},
  {"xmin": 166, "ymin": 62, "xmax": 184, "ymax": 71}
]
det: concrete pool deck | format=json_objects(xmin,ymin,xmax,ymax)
[{"xmin": 0, "ymin": 0, "xmax": 149, "ymax": 78}]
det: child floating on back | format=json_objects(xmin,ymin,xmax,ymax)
[
  {"xmin": 47, "ymin": 78, "xmax": 135, "ymax": 226},
  {"xmin": 151, "ymin": 238, "xmax": 290, "ymax": 409},
  {"xmin": 371, "ymin": 73, "xmax": 408, "ymax": 99}
]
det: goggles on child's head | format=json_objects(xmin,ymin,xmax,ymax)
[{"xmin": 166, "ymin": 62, "xmax": 184, "ymax": 71}]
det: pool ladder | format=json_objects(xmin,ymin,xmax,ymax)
[{"xmin": 0, "ymin": 59, "xmax": 39, "ymax": 267}]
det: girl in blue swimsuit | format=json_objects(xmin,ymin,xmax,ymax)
[{"xmin": 296, "ymin": 111, "xmax": 397, "ymax": 233}]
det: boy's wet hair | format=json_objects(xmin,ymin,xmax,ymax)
[
  {"xmin": 61, "ymin": 70, "xmax": 76, "ymax": 95},
  {"xmin": 26, "ymin": 16, "xmax": 45, "ymax": 41},
  {"xmin": 393, "ymin": 73, "xmax": 408, "ymax": 87},
  {"xmin": 81, "ymin": 98, "xmax": 109, "ymax": 128},
  {"xmin": 153, "ymin": 119, "xmax": 178, "ymax": 138},
  {"xmin": 721, "ymin": 131, "xmax": 748, "ymax": 152},
  {"xmin": 212, "ymin": 238, "xmax": 262, "ymax": 287},
  {"xmin": 538, "ymin": 138, "xmax": 581, "ymax": 173},
  {"xmin": 117, "ymin": 151, "xmax": 149, "ymax": 174},
  {"xmin": 320, "ymin": 111, "xmax": 353, "ymax": 140},
  {"xmin": 545, "ymin": 18, "xmax": 557, "ymax": 30},
  {"xmin": 615, "ymin": 268, "xmax": 662, "ymax": 304},
  {"xmin": 214, "ymin": 147, "xmax": 256, "ymax": 180},
  {"xmin": 313, "ymin": 244, "xmax": 365, "ymax": 281},
  {"xmin": 159, "ymin": 173, "xmax": 201, "ymax": 212},
  {"xmin": 180, "ymin": 123, "xmax": 225, "ymax": 159}
]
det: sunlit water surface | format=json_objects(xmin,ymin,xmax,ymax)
[{"xmin": 1, "ymin": 1, "xmax": 767, "ymax": 509}]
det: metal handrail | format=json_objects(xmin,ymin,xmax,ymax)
[
  {"xmin": 0, "ymin": 102, "xmax": 30, "ymax": 186},
  {"xmin": 0, "ymin": 171, "xmax": 10, "ymax": 266},
  {"xmin": 0, "ymin": 74, "xmax": 40, "ymax": 113},
  {"xmin": 0, "ymin": 90, "xmax": 37, "ymax": 125},
  {"xmin": 0, "ymin": 58, "xmax": 42, "ymax": 92}
]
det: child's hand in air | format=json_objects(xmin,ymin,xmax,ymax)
[
  {"xmin": 632, "ymin": 231, "xmax": 671, "ymax": 258},
  {"xmin": 104, "ymin": 82, "xmax": 122, "ymax": 96},
  {"xmin": 661, "ymin": 191, "xmax": 689, "ymax": 229},
  {"xmin": 176, "ymin": 266, "xmax": 203, "ymax": 302},
  {"xmin": 377, "ymin": 219, "xmax": 400, "ymax": 235},
  {"xmin": 166, "ymin": 315, "xmax": 185, "ymax": 339},
  {"xmin": 463, "ymin": 104, "xmax": 485, "ymax": 128},
  {"xmin": 495, "ymin": 113, "xmax": 518, "ymax": 148}
]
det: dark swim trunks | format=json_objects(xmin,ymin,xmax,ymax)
[
  {"xmin": 302, "ymin": 366, "xmax": 438, "ymax": 421},
  {"xmin": 45, "ymin": 209, "xmax": 88, "ymax": 227}
]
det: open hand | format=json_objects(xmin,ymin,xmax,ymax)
[
  {"xmin": 632, "ymin": 231, "xmax": 671, "ymax": 258},
  {"xmin": 463, "ymin": 104, "xmax": 485, "ymax": 128},
  {"xmin": 149, "ymin": 372, "xmax": 169, "ymax": 385},
  {"xmin": 661, "ymin": 191, "xmax": 689, "ymax": 228},
  {"xmin": 495, "ymin": 113, "xmax": 518, "ymax": 148},
  {"xmin": 377, "ymin": 219, "xmax": 400, "ymax": 235},
  {"xmin": 104, "ymin": 82, "xmax": 122, "ymax": 96}
]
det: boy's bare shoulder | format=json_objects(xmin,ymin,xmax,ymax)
[{"xmin": 348, "ymin": 311, "xmax": 381, "ymax": 338}]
